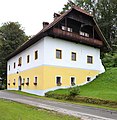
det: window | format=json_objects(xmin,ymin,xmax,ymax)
[
  {"xmin": 18, "ymin": 57, "xmax": 22, "ymax": 66},
  {"xmin": 34, "ymin": 77, "xmax": 37, "ymax": 85},
  {"xmin": 80, "ymin": 31, "xmax": 89, "ymax": 37},
  {"xmin": 62, "ymin": 26, "xmax": 66, "ymax": 31},
  {"xmin": 70, "ymin": 77, "xmax": 76, "ymax": 86},
  {"xmin": 56, "ymin": 76, "xmax": 62, "ymax": 86},
  {"xmin": 62, "ymin": 26, "xmax": 72, "ymax": 32},
  {"xmin": 85, "ymin": 33, "xmax": 89, "ymax": 37},
  {"xmin": 27, "ymin": 55, "xmax": 30, "ymax": 63},
  {"xmin": 14, "ymin": 62, "xmax": 16, "ymax": 69},
  {"xmin": 9, "ymin": 65, "xmax": 10, "ymax": 71},
  {"xmin": 8, "ymin": 80, "xmax": 10, "ymax": 85},
  {"xmin": 80, "ymin": 31, "xmax": 85, "ymax": 36},
  {"xmin": 71, "ymin": 52, "xmax": 76, "ymax": 61},
  {"xmin": 21, "ymin": 78, "xmax": 25, "ymax": 85},
  {"xmin": 67, "ymin": 27, "xmax": 73, "ymax": 32},
  {"xmin": 35, "ymin": 50, "xmax": 38, "ymax": 60},
  {"xmin": 87, "ymin": 77, "xmax": 91, "ymax": 82},
  {"xmin": 56, "ymin": 49, "xmax": 62, "ymax": 59},
  {"xmin": 87, "ymin": 56, "xmax": 93, "ymax": 64},
  {"xmin": 13, "ymin": 79, "xmax": 16, "ymax": 85},
  {"xmin": 26, "ymin": 78, "xmax": 29, "ymax": 85}
]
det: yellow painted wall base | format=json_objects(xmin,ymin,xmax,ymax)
[{"xmin": 7, "ymin": 66, "xmax": 99, "ymax": 91}]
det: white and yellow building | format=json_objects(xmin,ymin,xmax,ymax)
[{"xmin": 7, "ymin": 6, "xmax": 110, "ymax": 96}]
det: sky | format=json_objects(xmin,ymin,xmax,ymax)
[{"xmin": 0, "ymin": 0, "xmax": 68, "ymax": 36}]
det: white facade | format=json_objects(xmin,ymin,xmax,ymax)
[{"xmin": 7, "ymin": 36, "xmax": 105, "ymax": 75}]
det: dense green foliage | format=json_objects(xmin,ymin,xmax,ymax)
[
  {"xmin": 69, "ymin": 86, "xmax": 80, "ymax": 97},
  {"xmin": 0, "ymin": 22, "xmax": 29, "ymax": 85},
  {"xmin": 0, "ymin": 99, "xmax": 79, "ymax": 120},
  {"xmin": 46, "ymin": 67, "xmax": 117, "ymax": 101},
  {"xmin": 102, "ymin": 52, "xmax": 117, "ymax": 68}
]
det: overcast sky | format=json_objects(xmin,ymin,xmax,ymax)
[{"xmin": 0, "ymin": 0, "xmax": 68, "ymax": 36}]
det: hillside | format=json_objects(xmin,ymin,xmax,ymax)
[
  {"xmin": 79, "ymin": 67, "xmax": 117, "ymax": 101},
  {"xmin": 49, "ymin": 67, "xmax": 117, "ymax": 101}
]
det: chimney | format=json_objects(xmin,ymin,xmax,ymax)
[
  {"xmin": 54, "ymin": 13, "xmax": 60, "ymax": 19},
  {"xmin": 43, "ymin": 22, "xmax": 49, "ymax": 28}
]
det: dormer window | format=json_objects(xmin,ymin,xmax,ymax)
[{"xmin": 62, "ymin": 26, "xmax": 72, "ymax": 32}]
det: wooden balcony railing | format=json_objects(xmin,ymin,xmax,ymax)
[{"xmin": 51, "ymin": 28, "xmax": 103, "ymax": 47}]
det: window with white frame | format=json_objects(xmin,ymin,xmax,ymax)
[
  {"xmin": 14, "ymin": 62, "xmax": 16, "ymax": 69},
  {"xmin": 56, "ymin": 76, "xmax": 62, "ymax": 86},
  {"xmin": 27, "ymin": 55, "xmax": 30, "ymax": 63},
  {"xmin": 9, "ymin": 65, "xmax": 10, "ymax": 71},
  {"xmin": 87, "ymin": 77, "xmax": 91, "ymax": 82},
  {"xmin": 13, "ymin": 79, "xmax": 16, "ymax": 85},
  {"xmin": 80, "ymin": 31, "xmax": 89, "ymax": 37},
  {"xmin": 71, "ymin": 52, "xmax": 76, "ymax": 61},
  {"xmin": 87, "ymin": 55, "xmax": 93, "ymax": 64},
  {"xmin": 61, "ymin": 26, "xmax": 72, "ymax": 32},
  {"xmin": 8, "ymin": 80, "xmax": 10, "ymax": 85},
  {"xmin": 21, "ymin": 78, "xmax": 25, "ymax": 85},
  {"xmin": 70, "ymin": 77, "xmax": 76, "ymax": 86},
  {"xmin": 35, "ymin": 50, "xmax": 38, "ymax": 60},
  {"xmin": 26, "ymin": 78, "xmax": 29, "ymax": 85},
  {"xmin": 56, "ymin": 49, "xmax": 62, "ymax": 59},
  {"xmin": 34, "ymin": 77, "xmax": 37, "ymax": 85}
]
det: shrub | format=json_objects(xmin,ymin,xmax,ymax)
[{"xmin": 69, "ymin": 86, "xmax": 80, "ymax": 97}]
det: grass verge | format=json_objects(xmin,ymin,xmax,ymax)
[{"xmin": 0, "ymin": 98, "xmax": 79, "ymax": 120}]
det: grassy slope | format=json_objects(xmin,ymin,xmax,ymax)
[
  {"xmin": 0, "ymin": 99, "xmax": 79, "ymax": 120},
  {"xmin": 51, "ymin": 67, "xmax": 117, "ymax": 101}
]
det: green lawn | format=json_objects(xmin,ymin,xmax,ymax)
[
  {"xmin": 50, "ymin": 67, "xmax": 117, "ymax": 101},
  {"xmin": 0, "ymin": 99, "xmax": 79, "ymax": 120}
]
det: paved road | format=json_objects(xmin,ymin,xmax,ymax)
[{"xmin": 0, "ymin": 91, "xmax": 117, "ymax": 120}]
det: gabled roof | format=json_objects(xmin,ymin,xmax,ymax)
[{"xmin": 7, "ymin": 6, "xmax": 110, "ymax": 60}]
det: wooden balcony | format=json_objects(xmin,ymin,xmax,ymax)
[{"xmin": 50, "ymin": 28, "xmax": 103, "ymax": 47}]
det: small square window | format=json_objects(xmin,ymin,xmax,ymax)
[
  {"xmin": 71, "ymin": 52, "xmax": 76, "ymax": 61},
  {"xmin": 56, "ymin": 49, "xmax": 62, "ymax": 59},
  {"xmin": 87, "ymin": 56, "xmax": 93, "ymax": 64},
  {"xmin": 35, "ymin": 51, "xmax": 38, "ymax": 60},
  {"xmin": 68, "ymin": 27, "xmax": 72, "ymax": 32},
  {"xmin": 87, "ymin": 77, "xmax": 91, "ymax": 82},
  {"xmin": 85, "ymin": 33, "xmax": 89, "ymax": 37},
  {"xmin": 27, "ymin": 55, "xmax": 30, "ymax": 63},
  {"xmin": 62, "ymin": 26, "xmax": 66, "ymax": 31}
]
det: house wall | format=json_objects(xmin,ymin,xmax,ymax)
[
  {"xmin": 7, "ymin": 36, "xmax": 105, "ymax": 96},
  {"xmin": 44, "ymin": 36, "xmax": 102, "ymax": 71}
]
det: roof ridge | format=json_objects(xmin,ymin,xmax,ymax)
[{"xmin": 72, "ymin": 5, "xmax": 93, "ymax": 17}]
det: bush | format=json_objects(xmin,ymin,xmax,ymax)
[
  {"xmin": 0, "ymin": 84, "xmax": 5, "ymax": 90},
  {"xmin": 102, "ymin": 52, "xmax": 117, "ymax": 68},
  {"xmin": 69, "ymin": 86, "xmax": 80, "ymax": 97},
  {"xmin": 45, "ymin": 92, "xmax": 117, "ymax": 108}
]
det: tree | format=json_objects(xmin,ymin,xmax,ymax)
[{"xmin": 0, "ymin": 22, "xmax": 29, "ymax": 86}]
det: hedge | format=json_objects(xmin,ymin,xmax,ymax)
[{"xmin": 45, "ymin": 92, "xmax": 117, "ymax": 108}]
